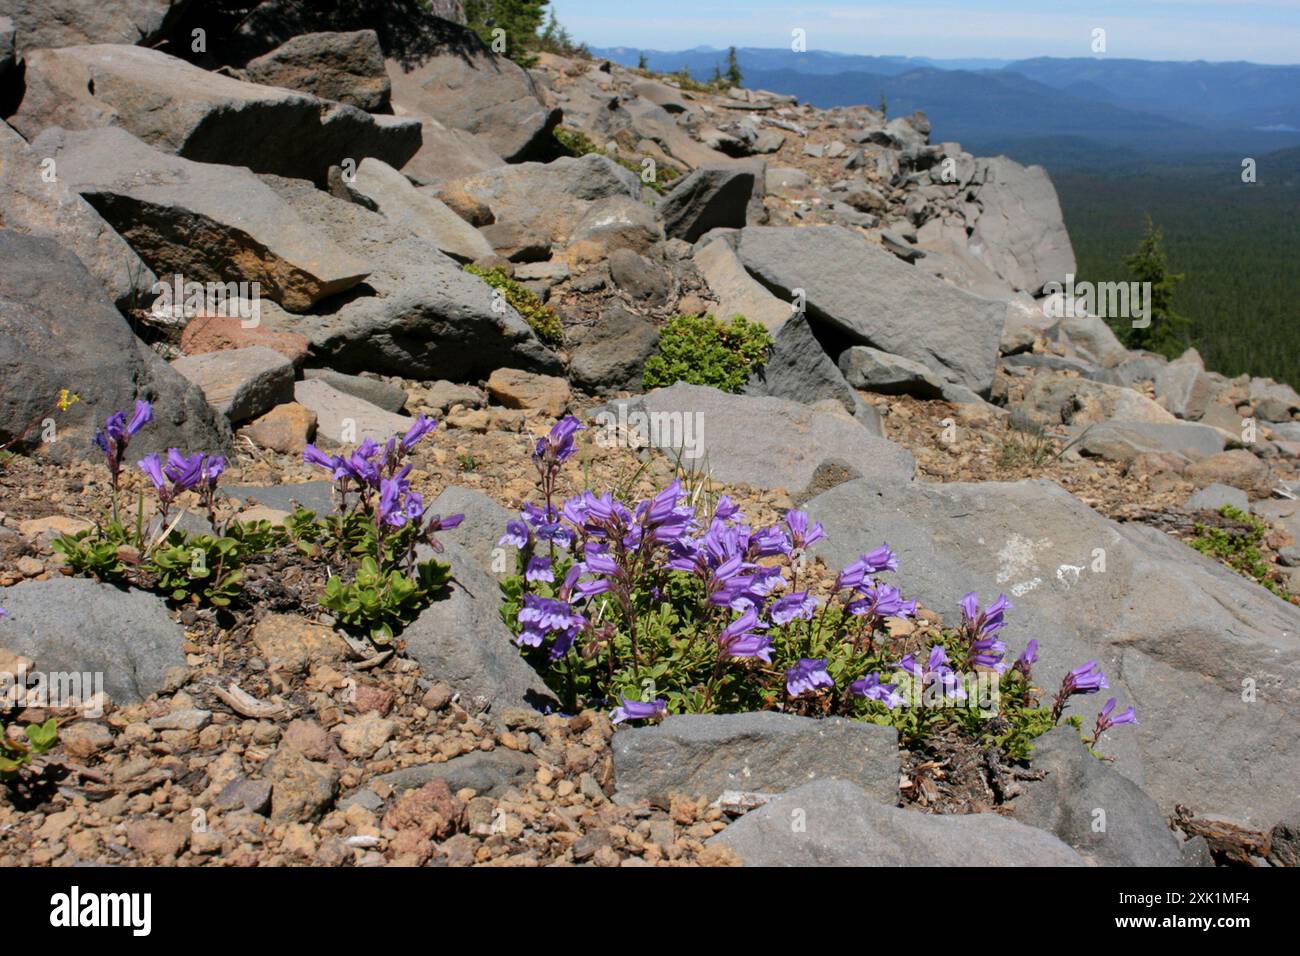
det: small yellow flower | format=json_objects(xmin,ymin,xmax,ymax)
[{"xmin": 56, "ymin": 389, "xmax": 80, "ymax": 411}]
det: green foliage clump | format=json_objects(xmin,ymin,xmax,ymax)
[
  {"xmin": 465, "ymin": 263, "xmax": 564, "ymax": 345},
  {"xmin": 321, "ymin": 555, "xmax": 451, "ymax": 644},
  {"xmin": 552, "ymin": 127, "xmax": 679, "ymax": 194},
  {"xmin": 1112, "ymin": 215, "xmax": 1191, "ymax": 356},
  {"xmin": 0, "ymin": 718, "xmax": 57, "ymax": 781},
  {"xmin": 643, "ymin": 314, "xmax": 773, "ymax": 393},
  {"xmin": 1189, "ymin": 505, "xmax": 1291, "ymax": 598},
  {"xmin": 463, "ymin": 0, "xmax": 548, "ymax": 66}
]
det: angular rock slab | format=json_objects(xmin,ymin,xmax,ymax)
[
  {"xmin": 0, "ymin": 578, "xmax": 185, "ymax": 705},
  {"xmin": 1010, "ymin": 728, "xmax": 1183, "ymax": 866},
  {"xmin": 37, "ymin": 126, "xmax": 370, "ymax": 311},
  {"xmin": 0, "ymin": 229, "xmax": 230, "ymax": 462},
  {"xmin": 613, "ymin": 712, "xmax": 899, "ymax": 805},
  {"xmin": 658, "ymin": 166, "xmax": 757, "ymax": 242},
  {"xmin": 805, "ymin": 477, "xmax": 1300, "ymax": 827},
  {"xmin": 11, "ymin": 44, "xmax": 420, "ymax": 184},
  {"xmin": 384, "ymin": 23, "xmax": 558, "ymax": 162},
  {"xmin": 351, "ymin": 157, "xmax": 493, "ymax": 263},
  {"xmin": 2, "ymin": 0, "xmax": 182, "ymax": 55},
  {"xmin": 600, "ymin": 384, "xmax": 914, "ymax": 500},
  {"xmin": 401, "ymin": 542, "xmax": 555, "ymax": 711},
  {"xmin": 243, "ymin": 29, "xmax": 391, "ymax": 112},
  {"xmin": 737, "ymin": 225, "xmax": 1005, "ymax": 396},
  {"xmin": 1075, "ymin": 420, "xmax": 1225, "ymax": 463},
  {"xmin": 294, "ymin": 379, "xmax": 410, "ymax": 447},
  {"xmin": 0, "ymin": 120, "xmax": 155, "ymax": 310},
  {"xmin": 259, "ymin": 174, "xmax": 561, "ymax": 381},
  {"xmin": 970, "ymin": 155, "xmax": 1077, "ymax": 295},
  {"xmin": 171, "ymin": 346, "xmax": 294, "ymax": 424},
  {"xmin": 710, "ymin": 779, "xmax": 1084, "ymax": 866}
]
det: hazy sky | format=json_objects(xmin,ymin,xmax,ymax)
[{"xmin": 550, "ymin": 0, "xmax": 1300, "ymax": 64}]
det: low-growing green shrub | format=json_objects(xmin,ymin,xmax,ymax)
[
  {"xmin": 643, "ymin": 314, "xmax": 772, "ymax": 393},
  {"xmin": 0, "ymin": 718, "xmax": 57, "ymax": 781},
  {"xmin": 1190, "ymin": 504, "xmax": 1290, "ymax": 597},
  {"xmin": 464, "ymin": 263, "xmax": 564, "ymax": 345},
  {"xmin": 552, "ymin": 127, "xmax": 680, "ymax": 194}
]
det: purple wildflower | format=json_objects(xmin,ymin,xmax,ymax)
[
  {"xmin": 611, "ymin": 697, "xmax": 667, "ymax": 724},
  {"xmin": 1052, "ymin": 661, "xmax": 1109, "ymax": 722},
  {"xmin": 94, "ymin": 399, "xmax": 152, "ymax": 487},
  {"xmin": 499, "ymin": 520, "xmax": 530, "ymax": 549},
  {"xmin": 850, "ymin": 672, "xmax": 905, "ymax": 709},
  {"xmin": 525, "ymin": 556, "xmax": 555, "ymax": 583},
  {"xmin": 786, "ymin": 658, "xmax": 834, "ymax": 697},
  {"xmin": 401, "ymin": 414, "xmax": 438, "ymax": 450},
  {"xmin": 1091, "ymin": 697, "xmax": 1138, "ymax": 744},
  {"xmin": 770, "ymin": 591, "xmax": 818, "ymax": 625},
  {"xmin": 784, "ymin": 510, "xmax": 825, "ymax": 550}
]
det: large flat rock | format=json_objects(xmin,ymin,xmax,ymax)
[
  {"xmin": 36, "ymin": 126, "xmax": 371, "ymax": 311},
  {"xmin": 613, "ymin": 712, "xmax": 899, "ymax": 805},
  {"xmin": 710, "ymin": 779, "xmax": 1085, "ymax": 866},
  {"xmin": 601, "ymin": 384, "xmax": 914, "ymax": 499},
  {"xmin": 11, "ymin": 44, "xmax": 419, "ymax": 184},
  {"xmin": 737, "ymin": 225, "xmax": 1005, "ymax": 397},
  {"xmin": 806, "ymin": 477, "xmax": 1300, "ymax": 826}
]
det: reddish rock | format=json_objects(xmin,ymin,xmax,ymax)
[{"xmin": 181, "ymin": 314, "xmax": 310, "ymax": 367}]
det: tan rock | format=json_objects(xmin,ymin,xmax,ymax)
[
  {"xmin": 180, "ymin": 312, "xmax": 310, "ymax": 366},
  {"xmin": 242, "ymin": 402, "xmax": 317, "ymax": 455},
  {"xmin": 487, "ymin": 368, "xmax": 570, "ymax": 417},
  {"xmin": 338, "ymin": 712, "xmax": 397, "ymax": 759},
  {"xmin": 1185, "ymin": 449, "xmax": 1271, "ymax": 494},
  {"xmin": 252, "ymin": 614, "xmax": 350, "ymax": 675},
  {"xmin": 17, "ymin": 515, "xmax": 94, "ymax": 541},
  {"xmin": 125, "ymin": 818, "xmax": 190, "ymax": 860}
]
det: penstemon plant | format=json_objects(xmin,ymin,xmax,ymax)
[
  {"xmin": 500, "ymin": 417, "xmax": 1136, "ymax": 760},
  {"xmin": 302, "ymin": 416, "xmax": 463, "ymax": 643}
]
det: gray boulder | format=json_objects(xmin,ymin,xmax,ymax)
[
  {"xmin": 568, "ymin": 303, "xmax": 660, "ymax": 394},
  {"xmin": 384, "ymin": 25, "xmax": 558, "ymax": 162},
  {"xmin": 658, "ymin": 166, "xmax": 757, "ymax": 243},
  {"xmin": 170, "ymin": 347, "xmax": 295, "ymax": 424},
  {"xmin": 711, "ymin": 779, "xmax": 1084, "ymax": 866},
  {"xmin": 737, "ymin": 226, "xmax": 1004, "ymax": 397},
  {"xmin": 443, "ymin": 155, "xmax": 640, "ymax": 262},
  {"xmin": 258, "ymin": 173, "xmax": 561, "ymax": 381},
  {"xmin": 0, "ymin": 578, "xmax": 186, "ymax": 705},
  {"xmin": 613, "ymin": 712, "xmax": 899, "ymax": 805},
  {"xmin": 0, "ymin": 120, "xmax": 155, "ymax": 311},
  {"xmin": 1019, "ymin": 371, "xmax": 1178, "ymax": 425},
  {"xmin": 294, "ymin": 379, "xmax": 409, "ymax": 447},
  {"xmin": 969, "ymin": 156, "xmax": 1077, "ymax": 294},
  {"xmin": 692, "ymin": 236, "xmax": 791, "ymax": 332},
  {"xmin": 1010, "ymin": 728, "xmax": 1183, "ymax": 866},
  {"xmin": 1075, "ymin": 420, "xmax": 1225, "ymax": 463},
  {"xmin": 1, "ymin": 0, "xmax": 182, "ymax": 55},
  {"xmin": 599, "ymin": 384, "xmax": 915, "ymax": 499},
  {"xmin": 37, "ymin": 126, "xmax": 371, "ymax": 311},
  {"xmin": 1156, "ymin": 360, "xmax": 1216, "ymax": 420},
  {"xmin": 350, "ymin": 157, "xmax": 494, "ymax": 263},
  {"xmin": 243, "ymin": 29, "xmax": 391, "ymax": 112},
  {"xmin": 0, "ymin": 229, "xmax": 230, "ymax": 461},
  {"xmin": 425, "ymin": 486, "xmax": 515, "ymax": 575},
  {"xmin": 401, "ymin": 541, "xmax": 555, "ymax": 711},
  {"xmin": 1249, "ymin": 377, "xmax": 1300, "ymax": 423},
  {"xmin": 11, "ymin": 44, "xmax": 419, "ymax": 185},
  {"xmin": 806, "ymin": 477, "xmax": 1300, "ymax": 827},
  {"xmin": 302, "ymin": 368, "xmax": 407, "ymax": 414},
  {"xmin": 838, "ymin": 345, "xmax": 945, "ymax": 399},
  {"xmin": 1186, "ymin": 483, "xmax": 1249, "ymax": 512},
  {"xmin": 746, "ymin": 314, "xmax": 878, "ymax": 423}
]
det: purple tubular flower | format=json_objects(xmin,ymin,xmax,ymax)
[
  {"xmin": 862, "ymin": 544, "xmax": 899, "ymax": 574},
  {"xmin": 377, "ymin": 478, "xmax": 407, "ymax": 527},
  {"xmin": 126, "ymin": 399, "xmax": 153, "ymax": 437},
  {"xmin": 1092, "ymin": 697, "xmax": 1138, "ymax": 743},
  {"xmin": 769, "ymin": 591, "xmax": 818, "ymax": 625},
  {"xmin": 850, "ymin": 672, "xmax": 904, "ymax": 709},
  {"xmin": 786, "ymin": 658, "xmax": 834, "ymax": 697},
  {"xmin": 401, "ymin": 413, "xmax": 438, "ymax": 450},
  {"xmin": 1066, "ymin": 660, "xmax": 1109, "ymax": 694},
  {"xmin": 138, "ymin": 453, "xmax": 167, "ymax": 493},
  {"xmin": 718, "ymin": 608, "xmax": 771, "ymax": 661},
  {"xmin": 961, "ymin": 592, "xmax": 1014, "ymax": 639},
  {"xmin": 525, "ymin": 556, "xmax": 555, "ymax": 583},
  {"xmin": 1016, "ymin": 639, "xmax": 1039, "ymax": 669},
  {"xmin": 95, "ymin": 401, "xmax": 153, "ymax": 485},
  {"xmin": 784, "ymin": 509, "xmax": 825, "ymax": 550},
  {"xmin": 611, "ymin": 697, "xmax": 667, "ymax": 724},
  {"xmin": 534, "ymin": 415, "xmax": 584, "ymax": 467},
  {"xmin": 499, "ymin": 520, "xmax": 530, "ymax": 549}
]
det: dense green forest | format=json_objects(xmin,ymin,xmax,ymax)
[{"xmin": 1053, "ymin": 146, "xmax": 1300, "ymax": 389}]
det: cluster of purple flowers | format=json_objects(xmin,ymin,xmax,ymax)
[
  {"xmin": 139, "ymin": 448, "xmax": 225, "ymax": 522},
  {"xmin": 502, "ymin": 420, "xmax": 1139, "ymax": 741},
  {"xmin": 93, "ymin": 399, "xmax": 152, "ymax": 490},
  {"xmin": 302, "ymin": 415, "xmax": 463, "ymax": 564}
]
